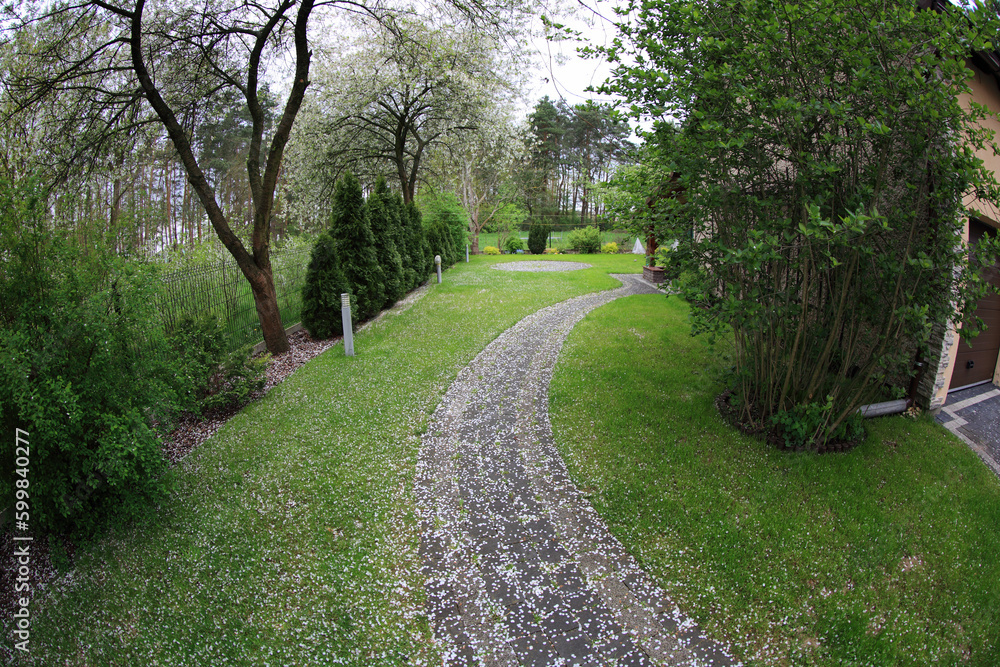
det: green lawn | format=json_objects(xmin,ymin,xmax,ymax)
[
  {"xmin": 550, "ymin": 294, "xmax": 1000, "ymax": 666},
  {"xmin": 11, "ymin": 254, "xmax": 640, "ymax": 666},
  {"xmin": 472, "ymin": 230, "xmax": 638, "ymax": 252}
]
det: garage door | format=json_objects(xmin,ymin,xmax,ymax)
[{"xmin": 951, "ymin": 219, "xmax": 1000, "ymax": 389}]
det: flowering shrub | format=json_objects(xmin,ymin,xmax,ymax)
[{"xmin": 543, "ymin": 247, "xmax": 559, "ymax": 255}]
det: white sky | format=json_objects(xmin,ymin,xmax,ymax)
[{"xmin": 523, "ymin": 3, "xmax": 622, "ymax": 112}]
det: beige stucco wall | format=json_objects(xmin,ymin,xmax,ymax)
[{"xmin": 932, "ymin": 60, "xmax": 1000, "ymax": 407}]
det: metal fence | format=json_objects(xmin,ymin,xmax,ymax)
[{"xmin": 157, "ymin": 246, "xmax": 311, "ymax": 353}]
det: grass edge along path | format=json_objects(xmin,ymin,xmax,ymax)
[
  {"xmin": 9, "ymin": 255, "xmax": 642, "ymax": 666},
  {"xmin": 549, "ymin": 294, "xmax": 1000, "ymax": 666}
]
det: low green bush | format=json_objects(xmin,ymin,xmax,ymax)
[
  {"xmin": 601, "ymin": 242, "xmax": 619, "ymax": 254},
  {"xmin": 483, "ymin": 246, "xmax": 501, "ymax": 255},
  {"xmin": 769, "ymin": 396, "xmax": 865, "ymax": 450},
  {"xmin": 503, "ymin": 235, "xmax": 525, "ymax": 253},
  {"xmin": 167, "ymin": 314, "xmax": 268, "ymax": 415},
  {"xmin": 567, "ymin": 226, "xmax": 601, "ymax": 254}
]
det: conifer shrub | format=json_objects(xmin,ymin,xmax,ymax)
[
  {"xmin": 406, "ymin": 202, "xmax": 434, "ymax": 282},
  {"xmin": 367, "ymin": 177, "xmax": 405, "ymax": 308},
  {"xmin": 329, "ymin": 172, "xmax": 385, "ymax": 320},
  {"xmin": 527, "ymin": 223, "xmax": 550, "ymax": 255},
  {"xmin": 425, "ymin": 216, "xmax": 457, "ymax": 268},
  {"xmin": 386, "ymin": 189, "xmax": 417, "ymax": 291},
  {"xmin": 301, "ymin": 232, "xmax": 355, "ymax": 339}
]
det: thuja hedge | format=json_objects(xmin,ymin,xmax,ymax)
[{"xmin": 303, "ymin": 173, "xmax": 436, "ymax": 339}]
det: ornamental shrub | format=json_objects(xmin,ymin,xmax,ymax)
[
  {"xmin": 367, "ymin": 177, "xmax": 406, "ymax": 308},
  {"xmin": 166, "ymin": 314, "xmax": 267, "ymax": 414},
  {"xmin": 0, "ymin": 180, "xmax": 171, "ymax": 534},
  {"xmin": 425, "ymin": 216, "xmax": 458, "ymax": 268},
  {"xmin": 503, "ymin": 234, "xmax": 525, "ymax": 253},
  {"xmin": 543, "ymin": 247, "xmax": 559, "ymax": 255},
  {"xmin": 527, "ymin": 223, "xmax": 550, "ymax": 255},
  {"xmin": 406, "ymin": 202, "xmax": 434, "ymax": 282},
  {"xmin": 301, "ymin": 232, "xmax": 355, "ymax": 339},
  {"xmin": 329, "ymin": 172, "xmax": 385, "ymax": 320},
  {"xmin": 769, "ymin": 396, "xmax": 865, "ymax": 451},
  {"xmin": 567, "ymin": 226, "xmax": 601, "ymax": 253},
  {"xmin": 386, "ymin": 190, "xmax": 418, "ymax": 290},
  {"xmin": 601, "ymin": 242, "xmax": 619, "ymax": 254},
  {"xmin": 483, "ymin": 246, "xmax": 501, "ymax": 255},
  {"xmin": 420, "ymin": 192, "xmax": 467, "ymax": 267}
]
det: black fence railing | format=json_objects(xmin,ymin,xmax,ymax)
[{"xmin": 157, "ymin": 246, "xmax": 311, "ymax": 353}]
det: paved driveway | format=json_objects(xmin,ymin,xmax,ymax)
[{"xmin": 936, "ymin": 383, "xmax": 1000, "ymax": 478}]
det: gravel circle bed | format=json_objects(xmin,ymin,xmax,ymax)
[
  {"xmin": 491, "ymin": 260, "xmax": 592, "ymax": 272},
  {"xmin": 415, "ymin": 274, "xmax": 739, "ymax": 666}
]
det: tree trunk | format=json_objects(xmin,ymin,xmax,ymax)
[
  {"xmin": 471, "ymin": 234, "xmax": 480, "ymax": 255},
  {"xmin": 249, "ymin": 268, "xmax": 287, "ymax": 355}
]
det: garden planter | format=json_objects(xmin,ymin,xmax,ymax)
[{"xmin": 643, "ymin": 265, "xmax": 665, "ymax": 283}]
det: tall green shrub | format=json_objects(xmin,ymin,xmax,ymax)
[
  {"xmin": 405, "ymin": 202, "xmax": 434, "ymax": 282},
  {"xmin": 425, "ymin": 216, "xmax": 457, "ymax": 268},
  {"xmin": 0, "ymin": 180, "xmax": 171, "ymax": 534},
  {"xmin": 599, "ymin": 0, "xmax": 1000, "ymax": 447},
  {"xmin": 301, "ymin": 232, "xmax": 355, "ymax": 338},
  {"xmin": 527, "ymin": 223, "xmax": 550, "ymax": 255},
  {"xmin": 329, "ymin": 172, "xmax": 385, "ymax": 320},
  {"xmin": 386, "ymin": 189, "xmax": 417, "ymax": 290},
  {"xmin": 367, "ymin": 177, "xmax": 406, "ymax": 308},
  {"xmin": 420, "ymin": 192, "xmax": 468, "ymax": 267}
]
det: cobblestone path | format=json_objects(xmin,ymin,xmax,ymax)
[{"xmin": 415, "ymin": 274, "xmax": 739, "ymax": 667}]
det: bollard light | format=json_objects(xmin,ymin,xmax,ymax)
[
  {"xmin": 466, "ymin": 244, "xmax": 469, "ymax": 263},
  {"xmin": 435, "ymin": 254, "xmax": 442, "ymax": 284},
  {"xmin": 341, "ymin": 293, "xmax": 354, "ymax": 357}
]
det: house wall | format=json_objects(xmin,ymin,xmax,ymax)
[{"xmin": 927, "ymin": 60, "xmax": 1000, "ymax": 409}]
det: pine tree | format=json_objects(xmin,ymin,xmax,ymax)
[
  {"xmin": 329, "ymin": 172, "xmax": 385, "ymax": 320},
  {"xmin": 367, "ymin": 176, "xmax": 406, "ymax": 308},
  {"xmin": 301, "ymin": 233, "xmax": 355, "ymax": 339}
]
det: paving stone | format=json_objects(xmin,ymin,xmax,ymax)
[
  {"xmin": 510, "ymin": 634, "xmax": 561, "ymax": 667},
  {"xmin": 538, "ymin": 604, "xmax": 579, "ymax": 635},
  {"xmin": 502, "ymin": 601, "xmax": 544, "ymax": 639},
  {"xmin": 444, "ymin": 640, "xmax": 478, "ymax": 666}
]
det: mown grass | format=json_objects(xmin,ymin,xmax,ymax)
[
  {"xmin": 11, "ymin": 254, "xmax": 639, "ymax": 665},
  {"xmin": 549, "ymin": 294, "xmax": 1000, "ymax": 666},
  {"xmin": 473, "ymin": 229, "xmax": 638, "ymax": 251}
]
